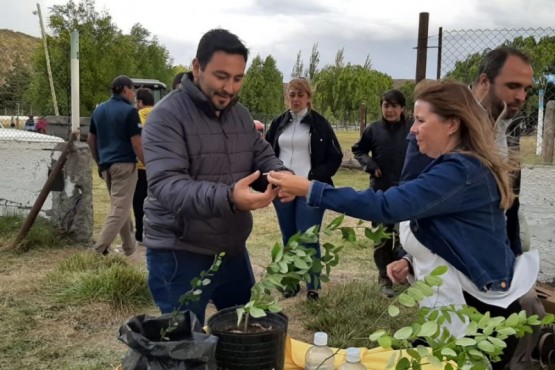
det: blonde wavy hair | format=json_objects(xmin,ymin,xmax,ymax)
[
  {"xmin": 414, "ymin": 79, "xmax": 516, "ymax": 209},
  {"xmin": 286, "ymin": 78, "xmax": 313, "ymax": 110}
]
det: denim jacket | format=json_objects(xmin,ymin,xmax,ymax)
[{"xmin": 308, "ymin": 153, "xmax": 514, "ymax": 291}]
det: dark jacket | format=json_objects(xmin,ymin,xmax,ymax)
[
  {"xmin": 401, "ymin": 125, "xmax": 523, "ymax": 256},
  {"xmin": 142, "ymin": 74, "xmax": 287, "ymax": 256},
  {"xmin": 351, "ymin": 117, "xmax": 411, "ymax": 191},
  {"xmin": 265, "ymin": 110, "xmax": 343, "ymax": 185},
  {"xmin": 308, "ymin": 153, "xmax": 514, "ymax": 292}
]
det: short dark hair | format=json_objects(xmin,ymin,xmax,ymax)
[
  {"xmin": 196, "ymin": 29, "xmax": 249, "ymax": 70},
  {"xmin": 172, "ymin": 72, "xmax": 186, "ymax": 90},
  {"xmin": 111, "ymin": 75, "xmax": 133, "ymax": 94},
  {"xmin": 136, "ymin": 88, "xmax": 154, "ymax": 106},
  {"xmin": 474, "ymin": 47, "xmax": 531, "ymax": 83},
  {"xmin": 380, "ymin": 89, "xmax": 406, "ymax": 107}
]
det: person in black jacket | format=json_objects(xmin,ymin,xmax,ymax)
[
  {"xmin": 266, "ymin": 77, "xmax": 343, "ymax": 300},
  {"xmin": 351, "ymin": 89, "xmax": 411, "ymax": 297}
]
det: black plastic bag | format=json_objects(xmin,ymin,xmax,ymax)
[{"xmin": 118, "ymin": 311, "xmax": 218, "ymax": 370}]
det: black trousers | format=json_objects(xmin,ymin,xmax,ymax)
[
  {"xmin": 373, "ymin": 223, "xmax": 400, "ymax": 285},
  {"xmin": 133, "ymin": 169, "xmax": 147, "ymax": 242},
  {"xmin": 463, "ymin": 291, "xmax": 522, "ymax": 370}
]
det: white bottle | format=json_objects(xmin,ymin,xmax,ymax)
[
  {"xmin": 339, "ymin": 347, "xmax": 366, "ymax": 369},
  {"xmin": 305, "ymin": 332, "xmax": 335, "ymax": 370}
]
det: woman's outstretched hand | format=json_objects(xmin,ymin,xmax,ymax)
[{"xmin": 267, "ymin": 171, "xmax": 311, "ymax": 199}]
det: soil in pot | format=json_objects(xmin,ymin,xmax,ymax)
[{"xmin": 207, "ymin": 307, "xmax": 288, "ymax": 370}]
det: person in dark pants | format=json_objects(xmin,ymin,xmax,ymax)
[
  {"xmin": 351, "ymin": 89, "xmax": 411, "ymax": 297},
  {"xmin": 142, "ymin": 29, "xmax": 289, "ymax": 324},
  {"xmin": 265, "ymin": 77, "xmax": 343, "ymax": 301},
  {"xmin": 133, "ymin": 88, "xmax": 154, "ymax": 243}
]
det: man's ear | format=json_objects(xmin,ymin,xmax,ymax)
[{"xmin": 192, "ymin": 58, "xmax": 200, "ymax": 78}]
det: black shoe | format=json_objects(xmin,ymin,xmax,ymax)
[
  {"xmin": 307, "ymin": 290, "xmax": 319, "ymax": 301},
  {"xmin": 283, "ymin": 283, "xmax": 300, "ymax": 298}
]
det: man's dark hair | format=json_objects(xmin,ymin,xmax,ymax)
[
  {"xmin": 474, "ymin": 47, "xmax": 531, "ymax": 83},
  {"xmin": 196, "ymin": 28, "xmax": 249, "ymax": 70},
  {"xmin": 380, "ymin": 89, "xmax": 406, "ymax": 107},
  {"xmin": 111, "ymin": 75, "xmax": 134, "ymax": 94},
  {"xmin": 172, "ymin": 72, "xmax": 186, "ymax": 90},
  {"xmin": 136, "ymin": 88, "xmax": 154, "ymax": 106}
]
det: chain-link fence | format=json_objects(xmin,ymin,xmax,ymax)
[{"xmin": 435, "ymin": 27, "xmax": 555, "ymax": 138}]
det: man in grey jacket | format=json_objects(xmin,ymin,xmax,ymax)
[{"xmin": 142, "ymin": 29, "xmax": 290, "ymax": 324}]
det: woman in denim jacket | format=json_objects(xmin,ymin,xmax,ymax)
[{"xmin": 268, "ymin": 80, "xmax": 537, "ymax": 370}]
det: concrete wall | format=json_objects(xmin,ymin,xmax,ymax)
[{"xmin": 0, "ymin": 134, "xmax": 93, "ymax": 244}]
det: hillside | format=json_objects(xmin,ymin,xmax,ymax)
[{"xmin": 0, "ymin": 29, "xmax": 40, "ymax": 86}]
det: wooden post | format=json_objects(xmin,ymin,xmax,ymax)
[
  {"xmin": 36, "ymin": 3, "xmax": 59, "ymax": 116},
  {"xmin": 415, "ymin": 12, "xmax": 429, "ymax": 83},
  {"xmin": 542, "ymin": 100, "xmax": 555, "ymax": 164}
]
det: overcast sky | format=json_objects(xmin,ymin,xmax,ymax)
[{"xmin": 3, "ymin": 0, "xmax": 555, "ymax": 80}]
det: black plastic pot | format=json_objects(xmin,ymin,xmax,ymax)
[{"xmin": 207, "ymin": 307, "xmax": 288, "ymax": 370}]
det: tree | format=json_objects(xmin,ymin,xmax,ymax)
[
  {"xmin": 398, "ymin": 81, "xmax": 416, "ymax": 117},
  {"xmin": 291, "ymin": 50, "xmax": 304, "ymax": 79},
  {"xmin": 305, "ymin": 43, "xmax": 320, "ymax": 81},
  {"xmin": 363, "ymin": 54, "xmax": 373, "ymax": 70},
  {"xmin": 312, "ymin": 62, "xmax": 393, "ymax": 125},
  {"xmin": 241, "ymin": 54, "xmax": 284, "ymax": 122},
  {"xmin": 26, "ymin": 0, "xmax": 174, "ymax": 116},
  {"xmin": 0, "ymin": 54, "xmax": 32, "ymax": 114},
  {"xmin": 334, "ymin": 48, "xmax": 345, "ymax": 68}
]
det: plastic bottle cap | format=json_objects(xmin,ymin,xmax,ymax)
[
  {"xmin": 313, "ymin": 332, "xmax": 328, "ymax": 346},
  {"xmin": 345, "ymin": 347, "xmax": 360, "ymax": 362}
]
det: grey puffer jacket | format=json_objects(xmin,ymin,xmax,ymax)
[{"xmin": 142, "ymin": 74, "xmax": 287, "ymax": 256}]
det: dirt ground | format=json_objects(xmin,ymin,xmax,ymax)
[{"xmin": 520, "ymin": 165, "xmax": 555, "ymax": 283}]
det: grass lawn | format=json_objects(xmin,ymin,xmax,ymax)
[{"xmin": 0, "ymin": 132, "xmax": 546, "ymax": 369}]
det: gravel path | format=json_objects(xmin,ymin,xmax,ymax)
[{"xmin": 520, "ymin": 165, "xmax": 555, "ymax": 283}]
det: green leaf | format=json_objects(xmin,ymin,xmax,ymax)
[
  {"xmin": 271, "ymin": 243, "xmax": 283, "ymax": 262},
  {"xmin": 416, "ymin": 345, "xmax": 430, "ymax": 357},
  {"xmin": 393, "ymin": 326, "xmax": 413, "ymax": 340},
  {"xmin": 293, "ymin": 258, "xmax": 309, "ymax": 270},
  {"xmin": 407, "ymin": 286, "xmax": 426, "ymax": 301},
  {"xmin": 339, "ymin": 227, "xmax": 356, "ymax": 242},
  {"xmin": 326, "ymin": 214, "xmax": 344, "ymax": 230},
  {"xmin": 431, "ymin": 265, "xmax": 448, "ymax": 276},
  {"xmin": 369, "ymin": 329, "xmax": 386, "ymax": 341},
  {"xmin": 477, "ymin": 339, "xmax": 495, "ymax": 353},
  {"xmin": 388, "ymin": 305, "xmax": 400, "ymax": 317},
  {"xmin": 468, "ymin": 349, "xmax": 485, "ymax": 359},
  {"xmin": 440, "ymin": 348, "xmax": 457, "ymax": 357},
  {"xmin": 497, "ymin": 327, "xmax": 517, "ymax": 336},
  {"xmin": 487, "ymin": 336, "xmax": 507, "ymax": 348},
  {"xmin": 417, "ymin": 321, "xmax": 438, "ymax": 337},
  {"xmin": 394, "ymin": 356, "xmax": 409, "ymax": 370},
  {"xmin": 427, "ymin": 355, "xmax": 442, "ymax": 367},
  {"xmin": 398, "ymin": 293, "xmax": 417, "ymax": 307},
  {"xmin": 378, "ymin": 335, "xmax": 393, "ymax": 349},
  {"xmin": 424, "ymin": 274, "xmax": 443, "ymax": 287},
  {"xmin": 248, "ymin": 306, "xmax": 267, "ymax": 318},
  {"xmin": 455, "ymin": 337, "xmax": 477, "ymax": 346}
]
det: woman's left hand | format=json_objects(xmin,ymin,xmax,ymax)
[{"xmin": 267, "ymin": 171, "xmax": 311, "ymax": 197}]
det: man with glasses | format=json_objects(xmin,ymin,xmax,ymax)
[{"xmin": 88, "ymin": 75, "xmax": 144, "ymax": 256}]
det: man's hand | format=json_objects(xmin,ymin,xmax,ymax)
[
  {"xmin": 387, "ymin": 259, "xmax": 410, "ymax": 284},
  {"xmin": 232, "ymin": 171, "xmax": 279, "ymax": 211},
  {"xmin": 267, "ymin": 171, "xmax": 310, "ymax": 197}
]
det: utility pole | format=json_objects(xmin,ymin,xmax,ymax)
[
  {"xmin": 415, "ymin": 12, "xmax": 430, "ymax": 83},
  {"xmin": 35, "ymin": 3, "xmax": 59, "ymax": 116}
]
